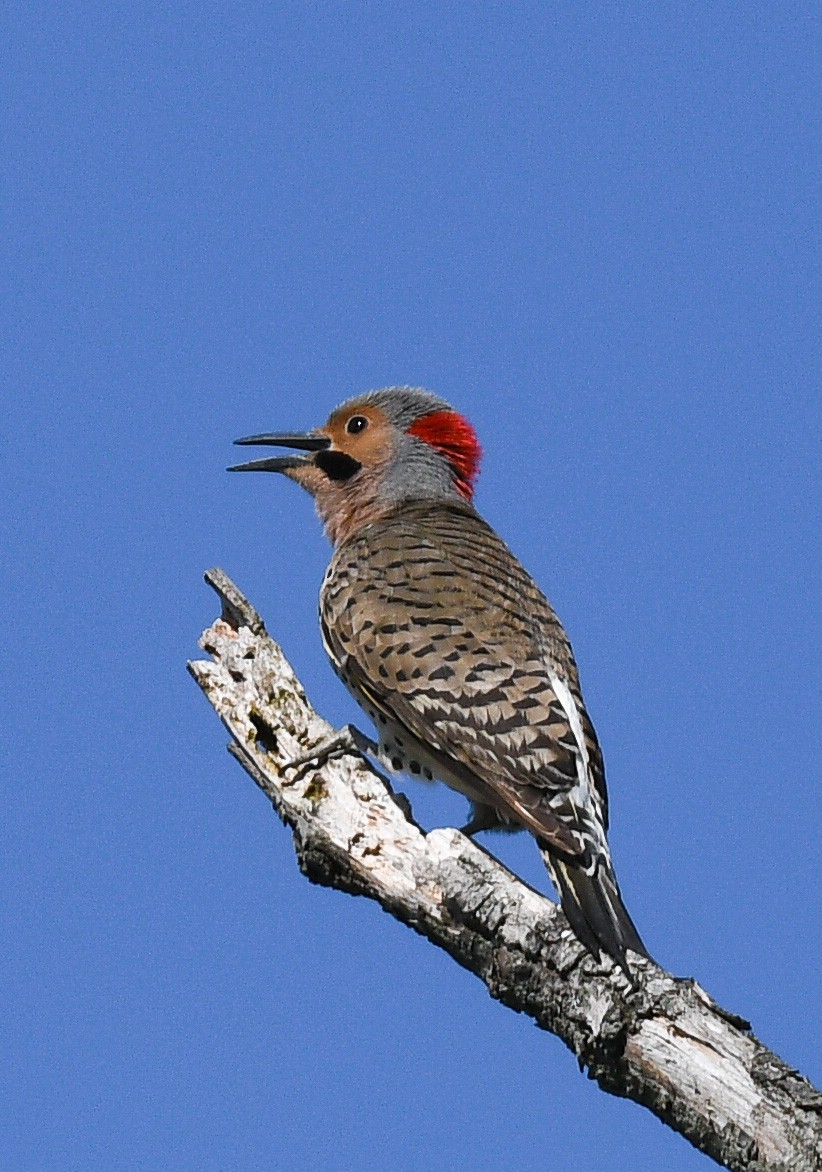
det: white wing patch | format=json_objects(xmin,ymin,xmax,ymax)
[
  {"xmin": 549, "ymin": 673, "xmax": 590, "ymax": 784},
  {"xmin": 550, "ymin": 672, "xmax": 610, "ymax": 870}
]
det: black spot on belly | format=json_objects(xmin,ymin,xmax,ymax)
[
  {"xmin": 409, "ymin": 761, "xmax": 421, "ymax": 775},
  {"xmin": 423, "ymin": 768, "xmax": 433, "ymax": 781},
  {"xmin": 391, "ymin": 756, "xmax": 403, "ymax": 771}
]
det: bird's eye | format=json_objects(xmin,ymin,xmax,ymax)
[{"xmin": 346, "ymin": 415, "xmax": 369, "ymax": 435}]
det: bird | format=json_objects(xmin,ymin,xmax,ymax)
[{"xmin": 229, "ymin": 386, "xmax": 651, "ymax": 980}]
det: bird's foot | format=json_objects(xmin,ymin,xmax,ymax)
[
  {"xmin": 459, "ymin": 802, "xmax": 511, "ymax": 837},
  {"xmin": 284, "ymin": 723, "xmax": 378, "ymax": 773}
]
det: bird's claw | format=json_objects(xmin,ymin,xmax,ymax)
[
  {"xmin": 284, "ymin": 724, "xmax": 377, "ymax": 772},
  {"xmin": 459, "ymin": 802, "xmax": 512, "ymax": 837}
]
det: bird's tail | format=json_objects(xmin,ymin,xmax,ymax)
[{"xmin": 540, "ymin": 844, "xmax": 651, "ymax": 983}]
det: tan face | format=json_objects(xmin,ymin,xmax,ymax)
[
  {"xmin": 277, "ymin": 401, "xmax": 397, "ymax": 546},
  {"xmin": 321, "ymin": 401, "xmax": 394, "ymax": 466}
]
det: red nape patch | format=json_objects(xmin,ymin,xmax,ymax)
[{"xmin": 408, "ymin": 410, "xmax": 483, "ymax": 499}]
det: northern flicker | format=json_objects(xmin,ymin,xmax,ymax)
[{"xmin": 229, "ymin": 387, "xmax": 651, "ymax": 979}]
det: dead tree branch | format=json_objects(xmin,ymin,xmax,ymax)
[{"xmin": 188, "ymin": 568, "xmax": 822, "ymax": 1172}]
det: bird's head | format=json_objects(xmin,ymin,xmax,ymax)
[{"xmin": 229, "ymin": 387, "xmax": 482, "ymax": 545}]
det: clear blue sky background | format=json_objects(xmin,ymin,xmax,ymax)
[{"xmin": 2, "ymin": 4, "xmax": 819, "ymax": 1170}]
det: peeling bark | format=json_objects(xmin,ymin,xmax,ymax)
[{"xmin": 188, "ymin": 568, "xmax": 822, "ymax": 1172}]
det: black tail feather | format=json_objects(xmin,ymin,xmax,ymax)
[{"xmin": 540, "ymin": 845, "xmax": 651, "ymax": 983}]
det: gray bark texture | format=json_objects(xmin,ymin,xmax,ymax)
[{"xmin": 188, "ymin": 568, "xmax": 822, "ymax": 1172}]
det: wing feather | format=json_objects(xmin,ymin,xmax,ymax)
[{"xmin": 322, "ymin": 502, "xmax": 610, "ymax": 860}]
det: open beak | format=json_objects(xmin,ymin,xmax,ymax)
[{"xmin": 227, "ymin": 431, "xmax": 330, "ymax": 473}]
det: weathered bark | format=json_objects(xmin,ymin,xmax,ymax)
[{"xmin": 188, "ymin": 568, "xmax": 822, "ymax": 1172}]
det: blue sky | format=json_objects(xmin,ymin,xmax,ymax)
[{"xmin": 2, "ymin": 4, "xmax": 819, "ymax": 1169}]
